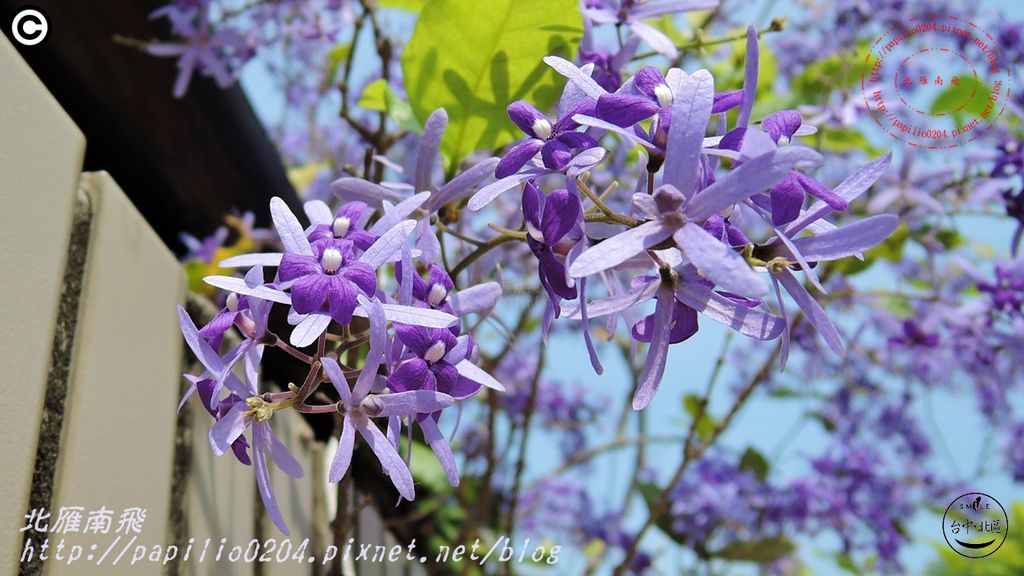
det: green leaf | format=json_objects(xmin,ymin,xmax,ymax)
[
  {"xmin": 835, "ymin": 552, "xmax": 859, "ymax": 574},
  {"xmin": 738, "ymin": 447, "xmax": 769, "ymax": 482},
  {"xmin": 930, "ymin": 75, "xmax": 993, "ymax": 117},
  {"xmin": 637, "ymin": 482, "xmax": 692, "ymax": 547},
  {"xmin": 385, "ymin": 88, "xmax": 423, "ymax": 133},
  {"xmin": 768, "ymin": 385, "xmax": 802, "ymax": 399},
  {"xmin": 683, "ymin": 393, "xmax": 716, "ymax": 439},
  {"xmin": 712, "ymin": 535, "xmax": 795, "ymax": 563},
  {"xmin": 816, "ymin": 126, "xmax": 885, "ymax": 156},
  {"xmin": 934, "ymin": 227, "xmax": 964, "ymax": 250},
  {"xmin": 401, "ymin": 0, "xmax": 583, "ymax": 169},
  {"xmin": 875, "ymin": 222, "xmax": 910, "ymax": 262},
  {"xmin": 790, "ymin": 49, "xmax": 871, "ymax": 101},
  {"xmin": 358, "ymin": 79, "xmax": 389, "ymax": 111},
  {"xmin": 357, "ymin": 79, "xmax": 424, "ymax": 133},
  {"xmin": 325, "ymin": 43, "xmax": 352, "ymax": 83},
  {"xmin": 379, "ymin": 0, "xmax": 426, "ymax": 10}
]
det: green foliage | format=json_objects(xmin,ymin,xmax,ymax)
[
  {"xmin": 834, "ymin": 552, "xmax": 877, "ymax": 574},
  {"xmin": 712, "ymin": 536, "xmax": 795, "ymax": 563},
  {"xmin": 357, "ymin": 79, "xmax": 423, "ymax": 132},
  {"xmin": 378, "ymin": 0, "xmax": 426, "ymax": 11},
  {"xmin": 358, "ymin": 78, "xmax": 389, "ymax": 111},
  {"xmin": 930, "ymin": 75, "xmax": 996, "ymax": 129},
  {"xmin": 790, "ymin": 49, "xmax": 871, "ymax": 102},
  {"xmin": 710, "ymin": 34, "xmax": 778, "ymax": 98},
  {"xmin": 683, "ymin": 393, "xmax": 716, "ymax": 439},
  {"xmin": 401, "ymin": 0, "xmax": 583, "ymax": 169},
  {"xmin": 815, "ymin": 125, "xmax": 885, "ymax": 157},
  {"xmin": 638, "ymin": 475, "xmax": 795, "ymax": 565},
  {"xmin": 925, "ymin": 502, "xmax": 1024, "ymax": 575},
  {"xmin": 325, "ymin": 43, "xmax": 352, "ymax": 83},
  {"xmin": 711, "ymin": 38, "xmax": 779, "ymax": 124},
  {"xmin": 637, "ymin": 481, "xmax": 695, "ymax": 549},
  {"xmin": 738, "ymin": 447, "xmax": 769, "ymax": 482}
]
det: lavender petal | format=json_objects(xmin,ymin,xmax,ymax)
[{"xmin": 570, "ymin": 221, "xmax": 673, "ymax": 278}]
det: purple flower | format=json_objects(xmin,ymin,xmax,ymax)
[
  {"xmin": 396, "ymin": 262, "xmax": 503, "ymax": 333},
  {"xmin": 176, "ymin": 269, "xmax": 277, "ymax": 411},
  {"xmin": 206, "ymin": 347, "xmax": 303, "ymax": 535},
  {"xmin": 405, "ymin": 263, "xmax": 456, "ymax": 311},
  {"xmin": 388, "ymin": 324, "xmax": 461, "ymax": 394},
  {"xmin": 179, "ymin": 225, "xmax": 228, "ymax": 263},
  {"xmin": 569, "ymin": 27, "xmax": 760, "ymax": 176},
  {"xmin": 570, "ymin": 145, "xmax": 816, "ymax": 299},
  {"xmin": 579, "ymin": 49, "xmax": 624, "ymax": 93},
  {"xmin": 279, "ymin": 239, "xmax": 377, "ymax": 325},
  {"xmin": 761, "ymin": 109, "xmax": 804, "ymax": 145},
  {"xmin": 565, "ymin": 264, "xmax": 785, "ymax": 409},
  {"xmin": 717, "ymin": 109, "xmax": 843, "ymax": 227},
  {"xmin": 189, "ymin": 376, "xmax": 251, "ymax": 465},
  {"xmin": 199, "ymin": 291, "xmax": 250, "ymax": 350},
  {"xmin": 321, "ymin": 300, "xmax": 455, "ymax": 498},
  {"xmin": 584, "ymin": 0, "xmax": 720, "ymax": 59},
  {"xmin": 887, "ymin": 320, "xmax": 940, "ymax": 348},
  {"xmin": 595, "ymin": 66, "xmax": 675, "ymax": 128},
  {"xmin": 523, "ymin": 181, "xmax": 582, "ymax": 314},
  {"xmin": 977, "ymin": 261, "xmax": 1024, "ymax": 315},
  {"xmin": 147, "ymin": 4, "xmax": 242, "ymax": 98},
  {"xmin": 387, "ymin": 322, "xmax": 503, "ymax": 399},
  {"xmin": 306, "ymin": 201, "xmax": 377, "ymax": 250},
  {"xmin": 495, "ymin": 101, "xmax": 599, "ymax": 179},
  {"xmin": 212, "ymin": 198, "xmax": 460, "ymax": 348},
  {"xmin": 1003, "ymin": 188, "xmax": 1024, "ymax": 256},
  {"xmin": 594, "ymin": 66, "xmax": 744, "ymax": 130},
  {"xmin": 760, "ymin": 213, "xmax": 899, "ymax": 364},
  {"xmin": 384, "ymin": 319, "xmax": 505, "ymax": 485}
]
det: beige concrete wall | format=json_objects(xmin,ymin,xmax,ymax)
[
  {"xmin": 187, "ymin": 395, "xmax": 256, "ymax": 576},
  {"xmin": 0, "ymin": 33, "xmax": 85, "ymax": 573},
  {"xmin": 44, "ymin": 172, "xmax": 184, "ymax": 576}
]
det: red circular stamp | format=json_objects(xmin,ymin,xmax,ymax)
[{"xmin": 860, "ymin": 15, "xmax": 1013, "ymax": 150}]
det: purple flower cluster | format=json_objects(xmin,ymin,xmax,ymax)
[
  {"xmin": 146, "ymin": 0, "xmax": 350, "ymax": 98},
  {"xmin": 515, "ymin": 477, "xmax": 652, "ymax": 574},
  {"xmin": 663, "ymin": 444, "xmax": 941, "ymax": 574},
  {"xmin": 466, "ymin": 26, "xmax": 898, "ymax": 410},
  {"xmin": 179, "ymin": 190, "xmax": 505, "ymax": 533}
]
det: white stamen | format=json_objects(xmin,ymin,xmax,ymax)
[
  {"xmin": 332, "ymin": 216, "xmax": 351, "ymax": 238},
  {"xmin": 532, "ymin": 118, "xmax": 553, "ymax": 140},
  {"xmin": 226, "ymin": 292, "xmax": 239, "ymax": 312},
  {"xmin": 424, "ymin": 341, "xmax": 446, "ymax": 364},
  {"xmin": 654, "ymin": 83, "xmax": 673, "ymax": 108},
  {"xmin": 778, "ymin": 135, "xmax": 791, "ymax": 146},
  {"xmin": 1006, "ymin": 141, "xmax": 1019, "ymax": 153},
  {"xmin": 320, "ymin": 248, "xmax": 343, "ymax": 273},
  {"xmin": 1006, "ymin": 164, "xmax": 1020, "ymax": 175},
  {"xmin": 526, "ymin": 221, "xmax": 544, "ymax": 243},
  {"xmin": 427, "ymin": 283, "xmax": 447, "ymax": 306}
]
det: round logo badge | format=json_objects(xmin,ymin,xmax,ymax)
[
  {"xmin": 942, "ymin": 492, "xmax": 1008, "ymax": 559},
  {"xmin": 11, "ymin": 7, "xmax": 48, "ymax": 46},
  {"xmin": 860, "ymin": 15, "xmax": 1013, "ymax": 150}
]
